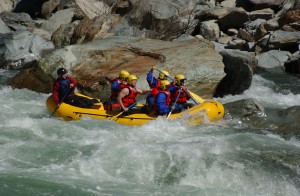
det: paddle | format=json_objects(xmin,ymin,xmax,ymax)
[
  {"xmin": 110, "ymin": 92, "xmax": 151, "ymax": 121},
  {"xmin": 154, "ymin": 68, "xmax": 199, "ymax": 104},
  {"xmin": 187, "ymin": 90, "xmax": 205, "ymax": 103},
  {"xmin": 166, "ymin": 88, "xmax": 182, "ymax": 119},
  {"xmin": 49, "ymin": 88, "xmax": 71, "ymax": 118}
]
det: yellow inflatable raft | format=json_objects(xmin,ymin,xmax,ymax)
[{"xmin": 46, "ymin": 92, "xmax": 224, "ymax": 126}]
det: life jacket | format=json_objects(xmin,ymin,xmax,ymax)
[
  {"xmin": 121, "ymin": 85, "xmax": 137, "ymax": 107},
  {"xmin": 150, "ymin": 86, "xmax": 160, "ymax": 97},
  {"xmin": 57, "ymin": 78, "xmax": 73, "ymax": 101},
  {"xmin": 149, "ymin": 79, "xmax": 161, "ymax": 97},
  {"xmin": 118, "ymin": 83, "xmax": 127, "ymax": 90},
  {"xmin": 171, "ymin": 86, "xmax": 189, "ymax": 104},
  {"xmin": 109, "ymin": 78, "xmax": 122, "ymax": 99},
  {"xmin": 154, "ymin": 90, "xmax": 171, "ymax": 112},
  {"xmin": 155, "ymin": 79, "xmax": 161, "ymax": 88}
]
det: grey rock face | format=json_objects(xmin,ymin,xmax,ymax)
[{"xmin": 0, "ymin": 30, "xmax": 55, "ymax": 69}]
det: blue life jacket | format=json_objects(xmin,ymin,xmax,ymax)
[{"xmin": 58, "ymin": 78, "xmax": 72, "ymax": 100}]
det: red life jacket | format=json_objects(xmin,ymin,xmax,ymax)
[
  {"xmin": 121, "ymin": 85, "xmax": 137, "ymax": 107},
  {"xmin": 171, "ymin": 86, "xmax": 189, "ymax": 104},
  {"xmin": 154, "ymin": 90, "xmax": 171, "ymax": 112},
  {"xmin": 118, "ymin": 83, "xmax": 127, "ymax": 90},
  {"xmin": 149, "ymin": 79, "xmax": 161, "ymax": 96},
  {"xmin": 155, "ymin": 80, "xmax": 161, "ymax": 88}
]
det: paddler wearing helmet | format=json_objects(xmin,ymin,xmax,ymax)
[
  {"xmin": 169, "ymin": 74, "xmax": 191, "ymax": 112},
  {"xmin": 107, "ymin": 70, "xmax": 130, "ymax": 102},
  {"xmin": 146, "ymin": 65, "xmax": 170, "ymax": 111},
  {"xmin": 154, "ymin": 80, "xmax": 173, "ymax": 115},
  {"xmin": 53, "ymin": 68, "xmax": 99, "ymax": 108},
  {"xmin": 117, "ymin": 74, "xmax": 149, "ymax": 112}
]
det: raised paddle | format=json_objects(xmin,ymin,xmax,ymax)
[
  {"xmin": 166, "ymin": 88, "xmax": 182, "ymax": 119},
  {"xmin": 49, "ymin": 88, "xmax": 71, "ymax": 118},
  {"xmin": 110, "ymin": 92, "xmax": 151, "ymax": 121},
  {"xmin": 154, "ymin": 68, "xmax": 199, "ymax": 104}
]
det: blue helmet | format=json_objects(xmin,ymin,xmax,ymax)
[{"xmin": 57, "ymin": 68, "xmax": 68, "ymax": 75}]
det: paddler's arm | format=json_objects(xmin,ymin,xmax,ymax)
[{"xmin": 136, "ymin": 88, "xmax": 150, "ymax": 95}]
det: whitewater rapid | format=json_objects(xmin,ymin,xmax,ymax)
[{"xmin": 0, "ymin": 70, "xmax": 300, "ymax": 195}]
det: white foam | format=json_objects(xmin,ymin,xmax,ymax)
[{"xmin": 220, "ymin": 75, "xmax": 300, "ymax": 108}]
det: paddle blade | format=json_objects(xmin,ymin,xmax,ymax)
[{"xmin": 187, "ymin": 90, "xmax": 205, "ymax": 103}]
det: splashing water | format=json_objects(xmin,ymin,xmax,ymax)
[{"xmin": 0, "ymin": 70, "xmax": 300, "ymax": 195}]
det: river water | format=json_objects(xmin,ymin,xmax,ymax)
[{"xmin": 0, "ymin": 69, "xmax": 300, "ymax": 195}]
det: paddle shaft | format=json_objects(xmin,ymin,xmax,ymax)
[
  {"xmin": 49, "ymin": 88, "xmax": 71, "ymax": 118},
  {"xmin": 166, "ymin": 88, "xmax": 182, "ymax": 119},
  {"xmin": 110, "ymin": 92, "xmax": 151, "ymax": 121},
  {"xmin": 155, "ymin": 68, "xmax": 199, "ymax": 104}
]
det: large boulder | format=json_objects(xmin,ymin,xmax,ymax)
[
  {"xmin": 51, "ymin": 23, "xmax": 77, "ymax": 48},
  {"xmin": 0, "ymin": 11, "xmax": 35, "ymax": 31},
  {"xmin": 256, "ymin": 50, "xmax": 291, "ymax": 73},
  {"xmin": 214, "ymin": 49, "xmax": 257, "ymax": 97},
  {"xmin": 224, "ymin": 98, "xmax": 265, "ymax": 121},
  {"xmin": 0, "ymin": 0, "xmax": 15, "ymax": 13},
  {"xmin": 71, "ymin": 14, "xmax": 121, "ymax": 44},
  {"xmin": 224, "ymin": 98, "xmax": 300, "ymax": 134},
  {"xmin": 0, "ymin": 30, "xmax": 55, "ymax": 69},
  {"xmin": 8, "ymin": 36, "xmax": 225, "ymax": 100},
  {"xmin": 256, "ymin": 30, "xmax": 300, "ymax": 52},
  {"xmin": 41, "ymin": 8, "xmax": 75, "ymax": 36},
  {"xmin": 120, "ymin": 0, "xmax": 204, "ymax": 40},
  {"xmin": 74, "ymin": 0, "xmax": 111, "ymax": 19},
  {"xmin": 218, "ymin": 7, "xmax": 249, "ymax": 32},
  {"xmin": 199, "ymin": 20, "xmax": 220, "ymax": 41}
]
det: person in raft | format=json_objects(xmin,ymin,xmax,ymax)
[
  {"xmin": 107, "ymin": 70, "xmax": 130, "ymax": 102},
  {"xmin": 154, "ymin": 80, "xmax": 174, "ymax": 115},
  {"xmin": 117, "ymin": 74, "xmax": 149, "ymax": 112},
  {"xmin": 169, "ymin": 74, "xmax": 191, "ymax": 112},
  {"xmin": 146, "ymin": 65, "xmax": 170, "ymax": 111},
  {"xmin": 53, "ymin": 68, "xmax": 98, "ymax": 108}
]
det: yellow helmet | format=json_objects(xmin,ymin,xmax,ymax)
[
  {"xmin": 175, "ymin": 74, "xmax": 186, "ymax": 83},
  {"xmin": 158, "ymin": 70, "xmax": 169, "ymax": 79},
  {"xmin": 126, "ymin": 74, "xmax": 138, "ymax": 84},
  {"xmin": 160, "ymin": 80, "xmax": 170, "ymax": 90},
  {"xmin": 119, "ymin": 70, "xmax": 129, "ymax": 80}
]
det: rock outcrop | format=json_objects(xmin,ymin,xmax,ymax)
[
  {"xmin": 1, "ymin": 0, "xmax": 300, "ymax": 99},
  {"xmin": 8, "ymin": 36, "xmax": 224, "ymax": 100}
]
